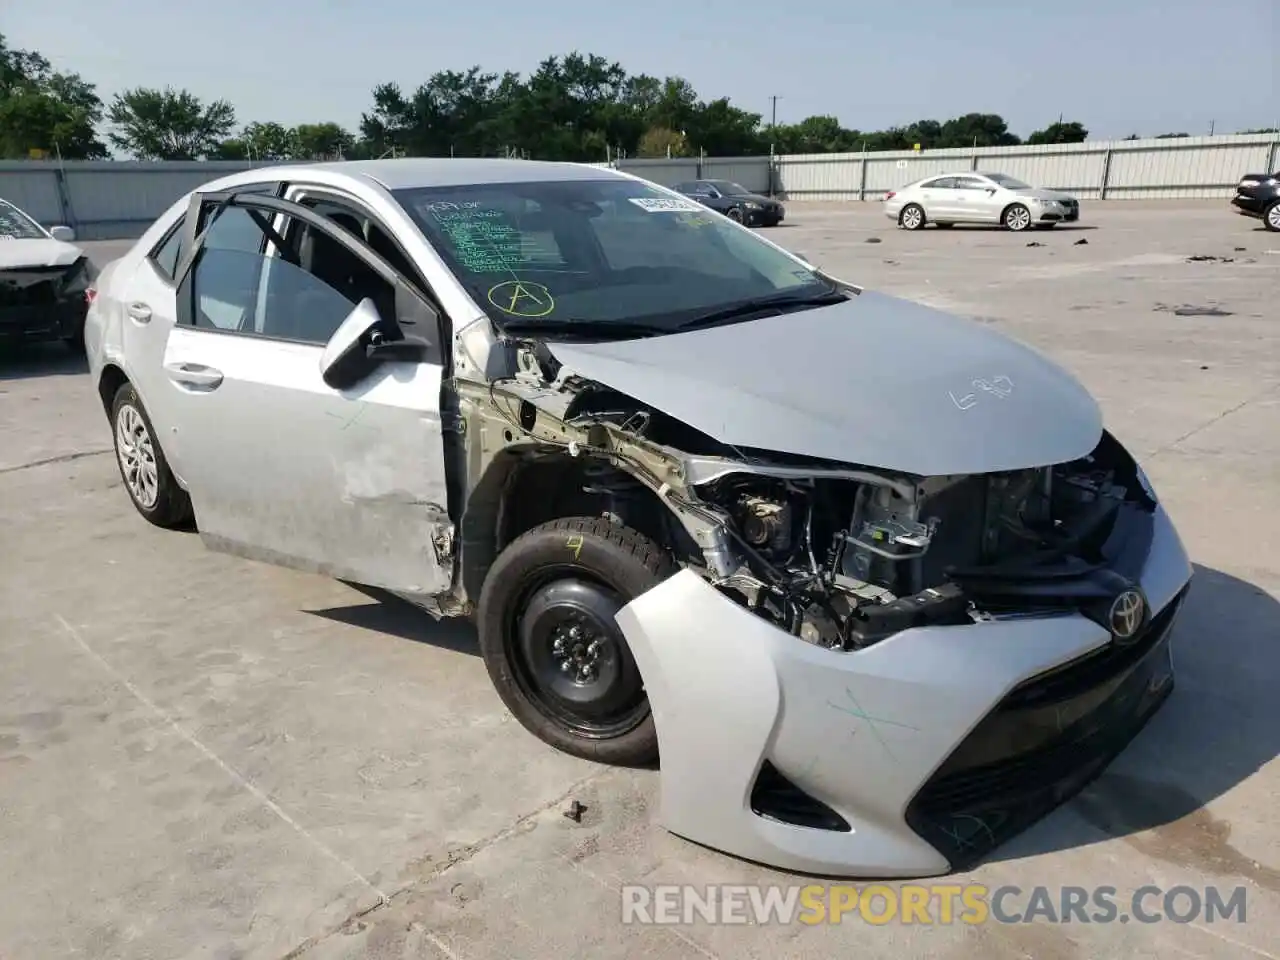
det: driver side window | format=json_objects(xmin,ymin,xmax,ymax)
[{"xmin": 186, "ymin": 204, "xmax": 392, "ymax": 345}]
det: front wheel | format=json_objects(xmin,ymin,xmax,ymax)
[
  {"xmin": 1003, "ymin": 203, "xmax": 1032, "ymax": 231},
  {"xmin": 899, "ymin": 203, "xmax": 926, "ymax": 230},
  {"xmin": 477, "ymin": 517, "xmax": 678, "ymax": 766},
  {"xmin": 727, "ymin": 207, "xmax": 745, "ymax": 223},
  {"xmin": 1264, "ymin": 200, "xmax": 1280, "ymax": 232}
]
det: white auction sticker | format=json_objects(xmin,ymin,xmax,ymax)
[{"xmin": 629, "ymin": 197, "xmax": 703, "ymax": 213}]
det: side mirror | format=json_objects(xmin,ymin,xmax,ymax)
[
  {"xmin": 49, "ymin": 225, "xmax": 76, "ymax": 242},
  {"xmin": 320, "ymin": 297, "xmax": 433, "ymax": 390},
  {"xmin": 320, "ymin": 298, "xmax": 384, "ymax": 389}
]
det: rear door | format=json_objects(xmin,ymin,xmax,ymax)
[
  {"xmin": 161, "ymin": 189, "xmax": 454, "ymax": 598},
  {"xmin": 919, "ymin": 177, "xmax": 959, "ymax": 218}
]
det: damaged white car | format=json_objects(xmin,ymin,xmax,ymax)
[{"xmin": 86, "ymin": 160, "xmax": 1192, "ymax": 877}]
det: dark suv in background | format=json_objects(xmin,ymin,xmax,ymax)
[
  {"xmin": 673, "ymin": 180, "xmax": 785, "ymax": 227},
  {"xmin": 1231, "ymin": 171, "xmax": 1280, "ymax": 231}
]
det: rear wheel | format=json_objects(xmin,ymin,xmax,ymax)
[
  {"xmin": 1264, "ymin": 200, "xmax": 1280, "ymax": 232},
  {"xmin": 110, "ymin": 383, "xmax": 192, "ymax": 529},
  {"xmin": 477, "ymin": 517, "xmax": 677, "ymax": 766},
  {"xmin": 899, "ymin": 203, "xmax": 926, "ymax": 230},
  {"xmin": 1003, "ymin": 203, "xmax": 1032, "ymax": 231}
]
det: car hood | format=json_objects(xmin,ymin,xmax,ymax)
[
  {"xmin": 548, "ymin": 290, "xmax": 1103, "ymax": 476},
  {"xmin": 732, "ymin": 193, "xmax": 779, "ymax": 206},
  {"xmin": 0, "ymin": 238, "xmax": 83, "ymax": 269}
]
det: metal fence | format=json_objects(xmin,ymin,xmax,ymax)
[
  {"xmin": 614, "ymin": 132, "xmax": 1280, "ymax": 202},
  {"xmin": 0, "ymin": 159, "xmax": 280, "ymax": 240},
  {"xmin": 1, "ymin": 133, "xmax": 1276, "ymax": 239}
]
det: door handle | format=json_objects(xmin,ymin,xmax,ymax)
[
  {"xmin": 164, "ymin": 362, "xmax": 224, "ymax": 390},
  {"xmin": 127, "ymin": 302, "xmax": 152, "ymax": 323}
]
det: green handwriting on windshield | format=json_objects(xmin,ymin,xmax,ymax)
[{"xmin": 425, "ymin": 200, "xmax": 564, "ymax": 274}]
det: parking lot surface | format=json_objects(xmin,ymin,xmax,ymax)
[{"xmin": 1, "ymin": 201, "xmax": 1277, "ymax": 959}]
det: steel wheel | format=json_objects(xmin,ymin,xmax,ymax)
[
  {"xmin": 1265, "ymin": 201, "xmax": 1280, "ymax": 232},
  {"xmin": 115, "ymin": 403, "xmax": 159, "ymax": 509},
  {"xmin": 900, "ymin": 204, "xmax": 925, "ymax": 230},
  {"xmin": 1004, "ymin": 204, "xmax": 1032, "ymax": 231},
  {"xmin": 511, "ymin": 574, "xmax": 648, "ymax": 740}
]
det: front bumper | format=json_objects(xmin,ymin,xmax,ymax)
[
  {"xmin": 744, "ymin": 205, "xmax": 785, "ymax": 227},
  {"xmin": 0, "ymin": 296, "xmax": 88, "ymax": 345},
  {"xmin": 1037, "ymin": 200, "xmax": 1080, "ymax": 222},
  {"xmin": 617, "ymin": 503, "xmax": 1192, "ymax": 877},
  {"xmin": 1231, "ymin": 193, "xmax": 1269, "ymax": 217}
]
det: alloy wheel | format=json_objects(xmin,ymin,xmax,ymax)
[{"xmin": 115, "ymin": 404, "xmax": 159, "ymax": 509}]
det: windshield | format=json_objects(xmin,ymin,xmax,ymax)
[
  {"xmin": 0, "ymin": 200, "xmax": 47, "ymax": 240},
  {"xmin": 395, "ymin": 178, "xmax": 827, "ymax": 337},
  {"xmin": 708, "ymin": 180, "xmax": 751, "ymax": 195},
  {"xmin": 983, "ymin": 173, "xmax": 1032, "ymax": 190}
]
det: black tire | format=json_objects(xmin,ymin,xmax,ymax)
[
  {"xmin": 477, "ymin": 516, "xmax": 677, "ymax": 766},
  {"xmin": 1003, "ymin": 203, "xmax": 1032, "ymax": 231},
  {"xmin": 1264, "ymin": 200, "xmax": 1280, "ymax": 232},
  {"xmin": 899, "ymin": 203, "xmax": 926, "ymax": 230},
  {"xmin": 110, "ymin": 382, "xmax": 192, "ymax": 529},
  {"xmin": 727, "ymin": 206, "xmax": 745, "ymax": 223}
]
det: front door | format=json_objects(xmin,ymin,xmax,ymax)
[
  {"xmin": 161, "ymin": 190, "xmax": 453, "ymax": 598},
  {"xmin": 952, "ymin": 176, "xmax": 1002, "ymax": 223}
]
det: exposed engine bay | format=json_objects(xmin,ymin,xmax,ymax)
[{"xmin": 449, "ymin": 338, "xmax": 1155, "ymax": 650}]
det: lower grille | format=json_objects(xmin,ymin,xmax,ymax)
[{"xmin": 904, "ymin": 589, "xmax": 1185, "ymax": 868}]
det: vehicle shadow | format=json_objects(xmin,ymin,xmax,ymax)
[
  {"xmin": 0, "ymin": 344, "xmax": 87, "ymax": 380},
  {"xmin": 306, "ymin": 581, "xmax": 479, "ymax": 656},
  {"xmin": 945, "ymin": 223, "xmax": 1099, "ymax": 232},
  {"xmin": 988, "ymin": 563, "xmax": 1280, "ymax": 884}
]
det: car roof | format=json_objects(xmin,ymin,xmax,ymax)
[{"xmin": 245, "ymin": 158, "xmax": 622, "ymax": 191}]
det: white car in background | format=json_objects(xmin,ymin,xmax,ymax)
[
  {"xmin": 0, "ymin": 197, "xmax": 94, "ymax": 351},
  {"xmin": 884, "ymin": 172, "xmax": 1081, "ymax": 231}
]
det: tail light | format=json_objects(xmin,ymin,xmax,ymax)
[{"xmin": 885, "ymin": 191, "xmax": 896, "ymax": 200}]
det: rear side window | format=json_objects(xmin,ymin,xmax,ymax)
[
  {"xmin": 923, "ymin": 177, "xmax": 957, "ymax": 189},
  {"xmin": 150, "ymin": 220, "xmax": 185, "ymax": 280}
]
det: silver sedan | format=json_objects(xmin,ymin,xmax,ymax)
[{"xmin": 884, "ymin": 172, "xmax": 1081, "ymax": 231}]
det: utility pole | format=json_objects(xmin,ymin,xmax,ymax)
[
  {"xmin": 769, "ymin": 95, "xmax": 781, "ymax": 129},
  {"xmin": 1209, "ymin": 119, "xmax": 1215, "ymax": 136}
]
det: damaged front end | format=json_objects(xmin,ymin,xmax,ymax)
[
  {"xmin": 446, "ymin": 324, "xmax": 1166, "ymax": 649},
  {"xmin": 445, "ymin": 329, "xmax": 1191, "ymax": 876}
]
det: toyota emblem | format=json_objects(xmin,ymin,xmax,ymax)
[{"xmin": 1108, "ymin": 590, "xmax": 1146, "ymax": 642}]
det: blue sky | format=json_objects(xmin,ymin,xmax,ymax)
[{"xmin": 7, "ymin": 0, "xmax": 1276, "ymax": 141}]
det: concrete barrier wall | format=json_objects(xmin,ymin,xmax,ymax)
[{"xmin": 2, "ymin": 133, "xmax": 1276, "ymax": 240}]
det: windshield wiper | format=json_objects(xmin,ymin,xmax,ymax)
[
  {"xmin": 496, "ymin": 317, "xmax": 669, "ymax": 341},
  {"xmin": 671, "ymin": 289, "xmax": 850, "ymax": 333}
]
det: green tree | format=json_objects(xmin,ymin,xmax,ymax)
[
  {"xmin": 1026, "ymin": 121, "xmax": 1089, "ymax": 145},
  {"xmin": 637, "ymin": 126, "xmax": 690, "ymax": 158},
  {"xmin": 294, "ymin": 122, "xmax": 354, "ymax": 159},
  {"xmin": 107, "ymin": 86, "xmax": 236, "ymax": 160},
  {"xmin": 0, "ymin": 33, "xmax": 107, "ymax": 159}
]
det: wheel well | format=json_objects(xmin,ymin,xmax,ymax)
[
  {"xmin": 458, "ymin": 453, "xmax": 697, "ymax": 604},
  {"xmin": 1000, "ymin": 201, "xmax": 1026, "ymax": 222},
  {"xmin": 98, "ymin": 364, "xmax": 129, "ymax": 418}
]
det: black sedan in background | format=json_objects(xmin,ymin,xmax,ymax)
[
  {"xmin": 1231, "ymin": 171, "xmax": 1280, "ymax": 231},
  {"xmin": 672, "ymin": 179, "xmax": 785, "ymax": 226}
]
